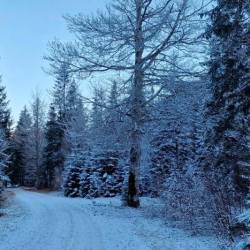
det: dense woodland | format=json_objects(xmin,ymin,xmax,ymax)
[{"xmin": 0, "ymin": 0, "xmax": 249, "ymax": 248}]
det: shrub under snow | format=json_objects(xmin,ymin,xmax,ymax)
[{"xmin": 162, "ymin": 166, "xmax": 219, "ymax": 235}]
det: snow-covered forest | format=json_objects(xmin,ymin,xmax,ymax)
[{"xmin": 0, "ymin": 0, "xmax": 249, "ymax": 249}]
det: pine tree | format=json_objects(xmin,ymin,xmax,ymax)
[
  {"xmin": 88, "ymin": 171, "xmax": 103, "ymax": 198},
  {"xmin": 105, "ymin": 81, "xmax": 127, "ymax": 151},
  {"xmin": 65, "ymin": 80, "xmax": 80, "ymax": 121},
  {"xmin": 78, "ymin": 151, "xmax": 124, "ymax": 199},
  {"xmin": 202, "ymin": 0, "xmax": 250, "ymax": 238},
  {"xmin": 43, "ymin": 106, "xmax": 65, "ymax": 189},
  {"xmin": 0, "ymin": 82, "xmax": 12, "ymax": 182},
  {"xmin": 65, "ymin": 81, "xmax": 88, "ymax": 154},
  {"xmin": 52, "ymin": 62, "xmax": 71, "ymax": 120},
  {"xmin": 150, "ymin": 126, "xmax": 179, "ymax": 196},
  {"xmin": 11, "ymin": 107, "xmax": 32, "ymax": 185},
  {"xmin": 63, "ymin": 81, "xmax": 88, "ymax": 194},
  {"xmin": 0, "ymin": 83, "xmax": 12, "ymax": 139},
  {"xmin": 204, "ymin": 0, "xmax": 250, "ymax": 204},
  {"xmin": 148, "ymin": 79, "xmax": 208, "ymax": 196},
  {"xmin": 79, "ymin": 170, "xmax": 91, "ymax": 198},
  {"xmin": 89, "ymin": 87, "xmax": 106, "ymax": 150},
  {"xmin": 64, "ymin": 153, "xmax": 84, "ymax": 197},
  {"xmin": 0, "ymin": 129, "xmax": 9, "ymax": 198},
  {"xmin": 44, "ymin": 62, "xmax": 72, "ymax": 189}
]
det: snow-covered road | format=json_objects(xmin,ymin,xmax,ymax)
[
  {"xmin": 1, "ymin": 189, "xmax": 105, "ymax": 250},
  {"xmin": 0, "ymin": 189, "xmax": 222, "ymax": 250}
]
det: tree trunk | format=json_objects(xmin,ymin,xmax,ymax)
[
  {"xmin": 126, "ymin": 0, "xmax": 144, "ymax": 208},
  {"xmin": 127, "ymin": 118, "xmax": 142, "ymax": 207}
]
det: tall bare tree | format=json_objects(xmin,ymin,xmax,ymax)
[{"xmin": 46, "ymin": 0, "xmax": 206, "ymax": 207}]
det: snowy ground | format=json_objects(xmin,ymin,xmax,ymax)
[{"xmin": 0, "ymin": 189, "xmax": 222, "ymax": 250}]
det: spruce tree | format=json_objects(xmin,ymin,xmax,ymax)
[
  {"xmin": 11, "ymin": 107, "xmax": 32, "ymax": 185},
  {"xmin": 65, "ymin": 80, "xmax": 80, "ymax": 121},
  {"xmin": 150, "ymin": 127, "xmax": 179, "ymax": 196},
  {"xmin": 44, "ymin": 62, "xmax": 72, "ymax": 189},
  {"xmin": 43, "ymin": 106, "xmax": 65, "ymax": 189},
  {"xmin": 0, "ymin": 129, "xmax": 9, "ymax": 197},
  {"xmin": 0, "ymin": 82, "xmax": 12, "ymax": 181},
  {"xmin": 202, "ymin": 0, "xmax": 250, "ymax": 238},
  {"xmin": 90, "ymin": 87, "xmax": 106, "ymax": 150},
  {"xmin": 105, "ymin": 81, "xmax": 126, "ymax": 151},
  {"xmin": 0, "ymin": 83, "xmax": 12, "ymax": 139},
  {"xmin": 78, "ymin": 151, "xmax": 124, "ymax": 198},
  {"xmin": 52, "ymin": 61, "xmax": 71, "ymax": 119},
  {"xmin": 65, "ymin": 80, "xmax": 88, "ymax": 153},
  {"xmin": 64, "ymin": 153, "xmax": 84, "ymax": 197},
  {"xmin": 204, "ymin": 0, "xmax": 250, "ymax": 203},
  {"xmin": 148, "ymin": 79, "xmax": 208, "ymax": 196},
  {"xmin": 63, "ymin": 81, "xmax": 88, "ymax": 194}
]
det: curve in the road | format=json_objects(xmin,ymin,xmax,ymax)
[{"xmin": 1, "ymin": 190, "xmax": 105, "ymax": 250}]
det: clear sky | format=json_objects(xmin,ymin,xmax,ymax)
[{"xmin": 0, "ymin": 0, "xmax": 107, "ymax": 121}]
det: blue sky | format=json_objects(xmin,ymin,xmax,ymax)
[{"xmin": 0, "ymin": 0, "xmax": 107, "ymax": 121}]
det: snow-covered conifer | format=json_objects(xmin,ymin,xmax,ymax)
[
  {"xmin": 11, "ymin": 107, "xmax": 32, "ymax": 185},
  {"xmin": 43, "ymin": 106, "xmax": 65, "ymax": 189},
  {"xmin": 204, "ymin": 0, "xmax": 250, "ymax": 208},
  {"xmin": 64, "ymin": 153, "xmax": 85, "ymax": 197},
  {"xmin": 65, "ymin": 81, "xmax": 88, "ymax": 154},
  {"xmin": 0, "ymin": 83, "xmax": 12, "ymax": 140}
]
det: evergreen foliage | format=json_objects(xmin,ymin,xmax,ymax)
[
  {"xmin": 11, "ymin": 107, "xmax": 32, "ymax": 185},
  {"xmin": 43, "ymin": 106, "xmax": 65, "ymax": 189},
  {"xmin": 64, "ymin": 153, "xmax": 85, "ymax": 197},
  {"xmin": 0, "ymin": 83, "xmax": 12, "ymax": 183},
  {"xmin": 0, "ymin": 83, "xmax": 12, "ymax": 139},
  {"xmin": 204, "ymin": 0, "xmax": 250, "ymax": 208},
  {"xmin": 64, "ymin": 150, "xmax": 124, "ymax": 198}
]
